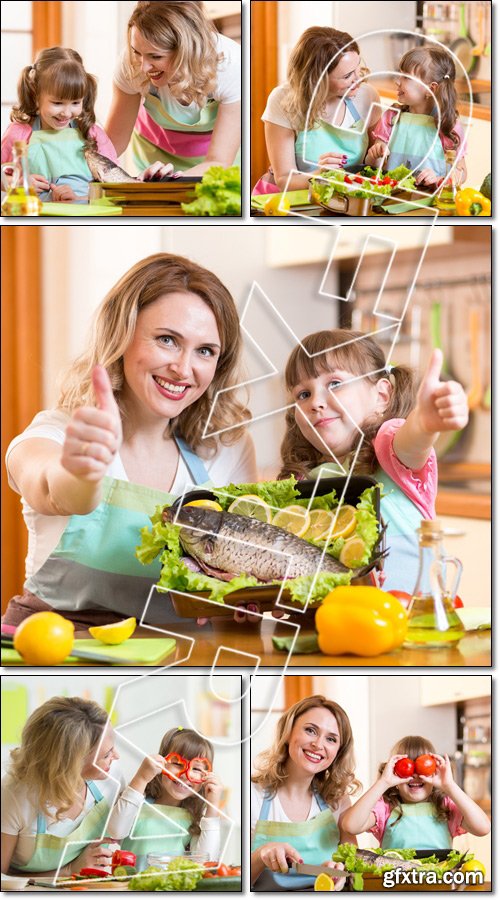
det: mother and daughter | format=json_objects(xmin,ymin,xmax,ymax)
[
  {"xmin": 253, "ymin": 27, "xmax": 467, "ymax": 195},
  {"xmin": 251, "ymin": 695, "xmax": 490, "ymax": 891},
  {"xmin": 1, "ymin": 1, "xmax": 240, "ymax": 202}
]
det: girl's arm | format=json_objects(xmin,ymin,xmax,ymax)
[
  {"xmin": 337, "ymin": 798, "xmax": 359, "ymax": 845},
  {"xmin": 104, "ymin": 86, "xmax": 142, "ymax": 157},
  {"xmin": 340, "ymin": 757, "xmax": 412, "ymax": 835},
  {"xmin": 107, "ymin": 755, "xmax": 165, "ymax": 840},
  {"xmin": 393, "ymin": 349, "xmax": 468, "ymax": 470},
  {"xmin": 423, "ymin": 755, "xmax": 490, "ymax": 837},
  {"xmin": 182, "ymin": 102, "xmax": 241, "ymax": 176}
]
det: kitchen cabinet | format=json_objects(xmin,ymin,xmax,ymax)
[{"xmin": 420, "ymin": 676, "xmax": 491, "ymax": 707}]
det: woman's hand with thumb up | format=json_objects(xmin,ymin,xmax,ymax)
[{"xmin": 62, "ymin": 366, "xmax": 122, "ymax": 482}]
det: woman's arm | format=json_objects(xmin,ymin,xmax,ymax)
[
  {"xmin": 264, "ymin": 121, "xmax": 310, "ymax": 192},
  {"xmin": 183, "ymin": 102, "xmax": 241, "ymax": 176},
  {"xmin": 104, "ymin": 86, "xmax": 142, "ymax": 157},
  {"xmin": 1, "ymin": 832, "xmax": 18, "ymax": 874}
]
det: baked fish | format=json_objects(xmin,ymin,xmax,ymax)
[{"xmin": 84, "ymin": 149, "xmax": 138, "ymax": 183}]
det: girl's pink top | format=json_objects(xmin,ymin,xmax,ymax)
[
  {"xmin": 370, "ymin": 796, "xmax": 467, "ymax": 842},
  {"xmin": 1, "ymin": 122, "xmax": 118, "ymax": 164},
  {"xmin": 373, "ymin": 418, "xmax": 437, "ymax": 519},
  {"xmin": 372, "ymin": 108, "xmax": 467, "ymax": 161}
]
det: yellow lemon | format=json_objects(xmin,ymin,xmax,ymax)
[
  {"xmin": 303, "ymin": 509, "xmax": 334, "ymax": 541},
  {"xmin": 331, "ymin": 505, "xmax": 357, "ymax": 539},
  {"xmin": 89, "ymin": 617, "xmax": 137, "ymax": 645},
  {"xmin": 227, "ymin": 494, "xmax": 272, "ymax": 523},
  {"xmin": 272, "ymin": 504, "xmax": 311, "ymax": 537},
  {"xmin": 461, "ymin": 860, "xmax": 486, "ymax": 877},
  {"xmin": 339, "ymin": 536, "xmax": 367, "ymax": 568},
  {"xmin": 14, "ymin": 612, "xmax": 74, "ymax": 665},
  {"xmin": 185, "ymin": 499, "xmax": 223, "ymax": 511},
  {"xmin": 314, "ymin": 873, "xmax": 335, "ymax": 891},
  {"xmin": 263, "ymin": 195, "xmax": 290, "ymax": 216}
]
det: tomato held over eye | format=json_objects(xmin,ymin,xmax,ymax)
[
  {"xmin": 394, "ymin": 757, "xmax": 415, "ymax": 778},
  {"xmin": 415, "ymin": 754, "xmax": 437, "ymax": 777}
]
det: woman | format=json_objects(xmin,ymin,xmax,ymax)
[
  {"xmin": 1, "ymin": 697, "xmax": 123, "ymax": 877},
  {"xmin": 105, "ymin": 1, "xmax": 241, "ymax": 179},
  {"xmin": 253, "ymin": 27, "xmax": 381, "ymax": 194},
  {"xmin": 251, "ymin": 695, "xmax": 359, "ymax": 891},
  {"xmin": 4, "ymin": 253, "xmax": 257, "ymax": 629}
]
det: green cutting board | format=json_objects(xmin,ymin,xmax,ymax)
[
  {"xmin": 1, "ymin": 638, "xmax": 176, "ymax": 667},
  {"xmin": 41, "ymin": 202, "xmax": 122, "ymax": 216}
]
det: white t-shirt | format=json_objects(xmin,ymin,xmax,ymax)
[
  {"xmin": 114, "ymin": 32, "xmax": 241, "ymax": 114},
  {"xmin": 262, "ymin": 82, "xmax": 380, "ymax": 134},
  {"xmin": 107, "ymin": 785, "xmax": 220, "ymax": 859},
  {"xmin": 6, "ymin": 409, "xmax": 257, "ymax": 579},
  {"xmin": 1, "ymin": 763, "xmax": 127, "ymax": 869}
]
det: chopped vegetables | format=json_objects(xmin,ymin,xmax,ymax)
[
  {"xmin": 128, "ymin": 859, "xmax": 205, "ymax": 891},
  {"xmin": 311, "ymin": 165, "xmax": 416, "ymax": 205}
]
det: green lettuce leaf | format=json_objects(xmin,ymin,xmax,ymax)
[
  {"xmin": 181, "ymin": 166, "xmax": 241, "ymax": 216},
  {"xmin": 285, "ymin": 571, "xmax": 351, "ymax": 605},
  {"xmin": 212, "ymin": 476, "xmax": 300, "ymax": 510}
]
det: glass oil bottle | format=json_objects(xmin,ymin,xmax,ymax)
[{"xmin": 1, "ymin": 140, "xmax": 42, "ymax": 216}]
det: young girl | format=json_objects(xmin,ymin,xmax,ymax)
[
  {"xmin": 279, "ymin": 330, "xmax": 469, "ymax": 593},
  {"xmin": 340, "ymin": 736, "xmax": 491, "ymax": 849},
  {"xmin": 251, "ymin": 695, "xmax": 359, "ymax": 891},
  {"xmin": 365, "ymin": 46, "xmax": 467, "ymax": 187},
  {"xmin": 1, "ymin": 47, "xmax": 118, "ymax": 202},
  {"xmin": 108, "ymin": 728, "xmax": 223, "ymax": 871}
]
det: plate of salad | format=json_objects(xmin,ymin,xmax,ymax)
[{"xmin": 309, "ymin": 164, "xmax": 418, "ymax": 212}]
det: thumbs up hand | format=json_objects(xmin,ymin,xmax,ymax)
[
  {"xmin": 416, "ymin": 350, "xmax": 469, "ymax": 435},
  {"xmin": 62, "ymin": 365, "xmax": 122, "ymax": 482}
]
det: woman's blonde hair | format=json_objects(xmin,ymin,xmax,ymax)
[
  {"xmin": 57, "ymin": 253, "xmax": 250, "ymax": 453},
  {"xmin": 146, "ymin": 727, "xmax": 214, "ymax": 837},
  {"xmin": 7, "ymin": 697, "xmax": 108, "ymax": 820},
  {"xmin": 398, "ymin": 46, "xmax": 460, "ymax": 146},
  {"xmin": 11, "ymin": 47, "xmax": 98, "ymax": 148},
  {"xmin": 252, "ymin": 695, "xmax": 361, "ymax": 808},
  {"xmin": 379, "ymin": 735, "xmax": 450, "ymax": 824},
  {"xmin": 281, "ymin": 27, "xmax": 360, "ymax": 132},
  {"xmin": 279, "ymin": 330, "xmax": 415, "ymax": 479},
  {"xmin": 125, "ymin": 1, "xmax": 221, "ymax": 107}
]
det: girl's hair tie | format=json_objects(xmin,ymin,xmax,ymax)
[
  {"xmin": 443, "ymin": 74, "xmax": 450, "ymax": 79},
  {"xmin": 385, "ymin": 364, "xmax": 395, "ymax": 374},
  {"xmin": 177, "ymin": 726, "xmax": 183, "ymax": 731}
]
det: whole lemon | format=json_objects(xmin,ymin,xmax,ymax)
[
  {"xmin": 263, "ymin": 195, "xmax": 290, "ymax": 216},
  {"xmin": 14, "ymin": 612, "xmax": 74, "ymax": 665},
  {"xmin": 461, "ymin": 859, "xmax": 486, "ymax": 878}
]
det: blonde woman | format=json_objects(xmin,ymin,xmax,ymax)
[
  {"xmin": 1, "ymin": 697, "xmax": 124, "ymax": 877},
  {"xmin": 253, "ymin": 27, "xmax": 381, "ymax": 194},
  {"xmin": 105, "ymin": 1, "xmax": 241, "ymax": 179},
  {"xmin": 4, "ymin": 253, "xmax": 257, "ymax": 630},
  {"xmin": 251, "ymin": 695, "xmax": 359, "ymax": 891}
]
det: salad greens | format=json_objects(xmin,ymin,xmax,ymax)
[
  {"xmin": 311, "ymin": 165, "xmax": 416, "ymax": 205},
  {"xmin": 181, "ymin": 166, "xmax": 240, "ymax": 216},
  {"xmin": 332, "ymin": 844, "xmax": 473, "ymax": 878},
  {"xmin": 128, "ymin": 859, "xmax": 205, "ymax": 891}
]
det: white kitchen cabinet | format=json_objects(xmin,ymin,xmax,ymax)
[{"xmin": 420, "ymin": 676, "xmax": 491, "ymax": 707}]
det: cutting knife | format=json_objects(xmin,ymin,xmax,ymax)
[
  {"xmin": 292, "ymin": 863, "xmax": 351, "ymax": 880},
  {"xmin": 0, "ymin": 636, "xmax": 144, "ymax": 666}
]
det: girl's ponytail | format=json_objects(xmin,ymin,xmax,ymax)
[
  {"xmin": 433, "ymin": 71, "xmax": 460, "ymax": 147},
  {"xmin": 11, "ymin": 66, "xmax": 39, "ymax": 123},
  {"xmin": 78, "ymin": 71, "xmax": 98, "ymax": 149}
]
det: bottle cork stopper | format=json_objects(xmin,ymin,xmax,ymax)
[
  {"xmin": 13, "ymin": 140, "xmax": 27, "ymax": 151},
  {"xmin": 420, "ymin": 519, "xmax": 442, "ymax": 532}
]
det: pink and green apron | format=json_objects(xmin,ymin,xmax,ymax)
[
  {"xmin": 381, "ymin": 802, "xmax": 452, "ymax": 850},
  {"xmin": 385, "ymin": 111, "xmax": 447, "ymax": 177},
  {"xmin": 120, "ymin": 800, "xmax": 192, "ymax": 872},
  {"xmin": 253, "ymin": 96, "xmax": 368, "ymax": 195}
]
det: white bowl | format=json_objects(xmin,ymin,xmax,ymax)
[{"xmin": 1, "ymin": 875, "xmax": 29, "ymax": 890}]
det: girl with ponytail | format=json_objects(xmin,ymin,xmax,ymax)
[{"xmin": 278, "ymin": 330, "xmax": 468, "ymax": 591}]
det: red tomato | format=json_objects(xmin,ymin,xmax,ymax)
[
  {"xmin": 353, "ymin": 176, "xmax": 364, "ymax": 183},
  {"xmin": 415, "ymin": 754, "xmax": 437, "ymax": 776},
  {"xmin": 227, "ymin": 867, "xmax": 241, "ymax": 877},
  {"xmin": 388, "ymin": 590, "xmax": 412, "ymax": 609},
  {"xmin": 204, "ymin": 862, "xmax": 219, "ymax": 868},
  {"xmin": 111, "ymin": 850, "xmax": 136, "ymax": 869},
  {"xmin": 394, "ymin": 757, "xmax": 415, "ymax": 778},
  {"xmin": 453, "ymin": 595, "xmax": 464, "ymax": 608},
  {"xmin": 344, "ymin": 175, "xmax": 353, "ymax": 184},
  {"xmin": 217, "ymin": 864, "xmax": 230, "ymax": 878}
]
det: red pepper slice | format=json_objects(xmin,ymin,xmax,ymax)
[
  {"xmin": 111, "ymin": 850, "xmax": 137, "ymax": 868},
  {"xmin": 78, "ymin": 868, "xmax": 111, "ymax": 878},
  {"xmin": 187, "ymin": 756, "xmax": 212, "ymax": 784},
  {"xmin": 163, "ymin": 752, "xmax": 188, "ymax": 780},
  {"xmin": 344, "ymin": 175, "xmax": 353, "ymax": 184}
]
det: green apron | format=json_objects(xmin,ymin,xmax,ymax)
[
  {"xmin": 28, "ymin": 119, "xmax": 93, "ymax": 199},
  {"xmin": 12, "ymin": 781, "xmax": 110, "ymax": 874},
  {"xmin": 252, "ymin": 792, "xmax": 340, "ymax": 890},
  {"xmin": 295, "ymin": 96, "xmax": 369, "ymax": 172},
  {"xmin": 120, "ymin": 800, "xmax": 192, "ymax": 872},
  {"xmin": 381, "ymin": 802, "xmax": 452, "ymax": 850},
  {"xmin": 385, "ymin": 111, "xmax": 447, "ymax": 178}
]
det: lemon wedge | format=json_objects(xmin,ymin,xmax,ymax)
[
  {"xmin": 314, "ymin": 873, "xmax": 335, "ymax": 891},
  {"xmin": 185, "ymin": 499, "xmax": 223, "ymax": 511},
  {"xmin": 331, "ymin": 505, "xmax": 357, "ymax": 539},
  {"xmin": 272, "ymin": 505, "xmax": 311, "ymax": 537},
  {"xmin": 339, "ymin": 536, "xmax": 367, "ymax": 568},
  {"xmin": 89, "ymin": 617, "xmax": 137, "ymax": 645},
  {"xmin": 303, "ymin": 509, "xmax": 334, "ymax": 541},
  {"xmin": 227, "ymin": 494, "xmax": 272, "ymax": 523}
]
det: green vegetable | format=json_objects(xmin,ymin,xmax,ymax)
[
  {"xmin": 181, "ymin": 166, "xmax": 241, "ymax": 216},
  {"xmin": 331, "ymin": 845, "xmax": 471, "ymax": 880},
  {"xmin": 212, "ymin": 476, "xmax": 300, "ymax": 510},
  {"xmin": 272, "ymin": 634, "xmax": 320, "ymax": 653},
  {"xmin": 128, "ymin": 859, "xmax": 205, "ymax": 892},
  {"xmin": 480, "ymin": 173, "xmax": 491, "ymax": 200}
]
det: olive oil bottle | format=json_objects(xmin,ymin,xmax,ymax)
[
  {"xmin": 434, "ymin": 149, "xmax": 458, "ymax": 216},
  {"xmin": 1, "ymin": 140, "xmax": 42, "ymax": 216}
]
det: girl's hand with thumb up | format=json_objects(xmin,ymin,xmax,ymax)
[
  {"xmin": 416, "ymin": 349, "xmax": 469, "ymax": 435},
  {"xmin": 62, "ymin": 365, "xmax": 122, "ymax": 482}
]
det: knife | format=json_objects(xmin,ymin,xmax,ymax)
[
  {"xmin": 0, "ymin": 636, "xmax": 143, "ymax": 666},
  {"xmin": 292, "ymin": 863, "xmax": 351, "ymax": 880}
]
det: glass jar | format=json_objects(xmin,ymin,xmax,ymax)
[
  {"xmin": 1, "ymin": 140, "xmax": 42, "ymax": 216},
  {"xmin": 434, "ymin": 148, "xmax": 458, "ymax": 215},
  {"xmin": 146, "ymin": 851, "xmax": 209, "ymax": 869}
]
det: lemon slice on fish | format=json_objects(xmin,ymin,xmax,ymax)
[
  {"xmin": 383, "ymin": 851, "xmax": 407, "ymax": 860},
  {"xmin": 339, "ymin": 536, "xmax": 367, "ymax": 568},
  {"xmin": 314, "ymin": 873, "xmax": 335, "ymax": 891},
  {"xmin": 303, "ymin": 509, "xmax": 334, "ymax": 541},
  {"xmin": 185, "ymin": 499, "xmax": 223, "ymax": 511},
  {"xmin": 272, "ymin": 505, "xmax": 311, "ymax": 537},
  {"xmin": 89, "ymin": 617, "xmax": 136, "ymax": 645},
  {"xmin": 227, "ymin": 494, "xmax": 272, "ymax": 523},
  {"xmin": 331, "ymin": 505, "xmax": 357, "ymax": 539}
]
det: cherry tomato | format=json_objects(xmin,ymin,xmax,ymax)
[
  {"xmin": 353, "ymin": 176, "xmax": 364, "ymax": 183},
  {"xmin": 453, "ymin": 595, "xmax": 464, "ymax": 608},
  {"xmin": 217, "ymin": 864, "xmax": 230, "ymax": 877},
  {"xmin": 388, "ymin": 590, "xmax": 412, "ymax": 609},
  {"xmin": 415, "ymin": 754, "xmax": 437, "ymax": 776},
  {"xmin": 227, "ymin": 867, "xmax": 241, "ymax": 876},
  {"xmin": 394, "ymin": 757, "xmax": 415, "ymax": 778},
  {"xmin": 344, "ymin": 175, "xmax": 353, "ymax": 184},
  {"xmin": 203, "ymin": 872, "xmax": 216, "ymax": 878},
  {"xmin": 204, "ymin": 862, "xmax": 219, "ymax": 868}
]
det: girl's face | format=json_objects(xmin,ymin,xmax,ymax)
[
  {"xmin": 130, "ymin": 26, "xmax": 175, "ymax": 86},
  {"xmin": 395, "ymin": 70, "xmax": 434, "ymax": 107},
  {"xmin": 286, "ymin": 707, "xmax": 341, "ymax": 777},
  {"xmin": 160, "ymin": 756, "xmax": 206, "ymax": 805},
  {"xmin": 122, "ymin": 291, "xmax": 221, "ymax": 424},
  {"xmin": 398, "ymin": 774, "xmax": 434, "ymax": 804},
  {"xmin": 37, "ymin": 92, "xmax": 84, "ymax": 130},
  {"xmin": 293, "ymin": 363, "xmax": 391, "ymax": 460},
  {"xmin": 327, "ymin": 51, "xmax": 362, "ymax": 99},
  {"xmin": 81, "ymin": 726, "xmax": 119, "ymax": 780}
]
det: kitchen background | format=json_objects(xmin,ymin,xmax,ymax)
[
  {"xmin": 251, "ymin": 674, "xmax": 492, "ymax": 880},
  {"xmin": 1, "ymin": 673, "xmax": 242, "ymax": 863},
  {"xmin": 2, "ymin": 224, "xmax": 491, "ymax": 612},
  {"xmin": 251, "ymin": 0, "xmax": 492, "ymax": 190}
]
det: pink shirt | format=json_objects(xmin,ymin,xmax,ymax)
[
  {"xmin": 373, "ymin": 419, "xmax": 437, "ymax": 519},
  {"xmin": 1, "ymin": 122, "xmax": 118, "ymax": 164},
  {"xmin": 370, "ymin": 796, "xmax": 467, "ymax": 843},
  {"xmin": 372, "ymin": 108, "xmax": 467, "ymax": 162}
]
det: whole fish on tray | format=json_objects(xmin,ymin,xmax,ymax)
[
  {"xmin": 162, "ymin": 505, "xmax": 383, "ymax": 582},
  {"xmin": 84, "ymin": 149, "xmax": 138, "ymax": 183}
]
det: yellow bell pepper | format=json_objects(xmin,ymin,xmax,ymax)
[
  {"xmin": 455, "ymin": 188, "xmax": 491, "ymax": 217},
  {"xmin": 315, "ymin": 586, "xmax": 407, "ymax": 657}
]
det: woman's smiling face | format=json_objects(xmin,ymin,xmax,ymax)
[
  {"xmin": 286, "ymin": 707, "xmax": 341, "ymax": 777},
  {"xmin": 81, "ymin": 726, "xmax": 119, "ymax": 779},
  {"xmin": 327, "ymin": 51, "xmax": 362, "ymax": 98},
  {"xmin": 130, "ymin": 26, "xmax": 174, "ymax": 86}
]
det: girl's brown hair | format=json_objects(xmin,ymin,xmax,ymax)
[
  {"xmin": 379, "ymin": 735, "xmax": 450, "ymax": 825},
  {"xmin": 11, "ymin": 47, "xmax": 98, "ymax": 148},
  {"xmin": 126, "ymin": 1, "xmax": 221, "ymax": 107},
  {"xmin": 146, "ymin": 728, "xmax": 214, "ymax": 837},
  {"xmin": 398, "ymin": 46, "xmax": 460, "ymax": 146},
  {"xmin": 57, "ymin": 253, "xmax": 250, "ymax": 453},
  {"xmin": 279, "ymin": 330, "xmax": 415, "ymax": 479},
  {"xmin": 252, "ymin": 695, "xmax": 361, "ymax": 808},
  {"xmin": 7, "ymin": 697, "xmax": 108, "ymax": 820},
  {"xmin": 282, "ymin": 27, "xmax": 360, "ymax": 132}
]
